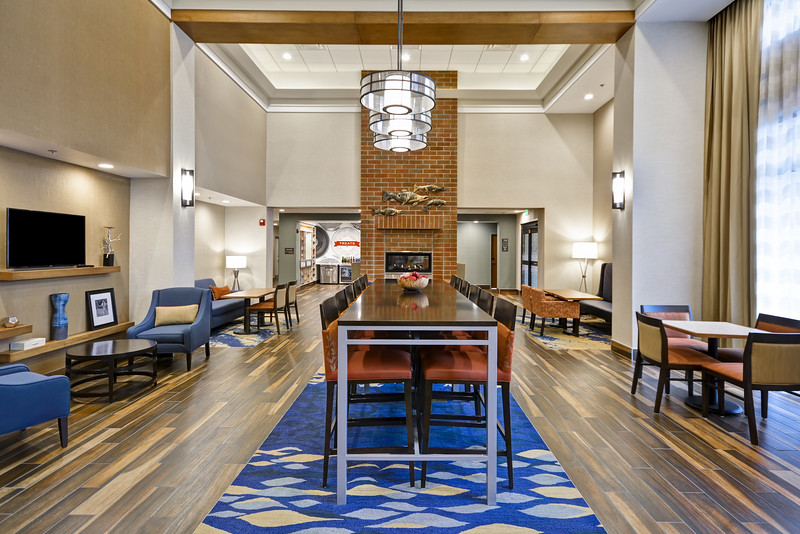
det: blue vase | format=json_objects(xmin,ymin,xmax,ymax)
[{"xmin": 50, "ymin": 293, "xmax": 69, "ymax": 340}]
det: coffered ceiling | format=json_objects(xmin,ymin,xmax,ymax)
[{"xmin": 164, "ymin": 0, "xmax": 735, "ymax": 115}]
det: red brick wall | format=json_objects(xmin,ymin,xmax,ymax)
[{"xmin": 360, "ymin": 71, "xmax": 457, "ymax": 282}]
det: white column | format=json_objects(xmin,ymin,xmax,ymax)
[
  {"xmin": 129, "ymin": 23, "xmax": 196, "ymax": 321},
  {"xmin": 612, "ymin": 22, "xmax": 708, "ymax": 350}
]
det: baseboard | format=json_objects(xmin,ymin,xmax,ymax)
[{"xmin": 611, "ymin": 340, "xmax": 632, "ymax": 358}]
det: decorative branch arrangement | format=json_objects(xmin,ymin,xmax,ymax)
[{"xmin": 102, "ymin": 226, "xmax": 121, "ymax": 254}]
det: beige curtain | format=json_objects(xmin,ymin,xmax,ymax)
[{"xmin": 703, "ymin": 0, "xmax": 763, "ymax": 325}]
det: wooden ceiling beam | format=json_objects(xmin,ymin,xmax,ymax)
[{"xmin": 172, "ymin": 10, "xmax": 634, "ymax": 45}]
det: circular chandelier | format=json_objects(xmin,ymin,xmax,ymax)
[
  {"xmin": 360, "ymin": 0, "xmax": 436, "ymax": 152},
  {"xmin": 368, "ymin": 110, "xmax": 432, "ymax": 137},
  {"xmin": 373, "ymin": 133, "xmax": 428, "ymax": 153}
]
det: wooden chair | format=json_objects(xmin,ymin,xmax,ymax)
[
  {"xmin": 459, "ymin": 280, "xmax": 471, "ymax": 297},
  {"xmin": 333, "ymin": 289, "xmax": 348, "ymax": 314},
  {"xmin": 320, "ymin": 317, "xmax": 416, "ymax": 487},
  {"xmin": 418, "ymin": 297, "xmax": 518, "ymax": 488},
  {"xmin": 344, "ymin": 284, "xmax": 356, "ymax": 306},
  {"xmin": 468, "ymin": 285, "xmax": 481, "ymax": 304},
  {"xmin": 702, "ymin": 332, "xmax": 800, "ymax": 445},
  {"xmin": 632, "ymin": 312, "xmax": 717, "ymax": 413},
  {"xmin": 716, "ymin": 313, "xmax": 800, "ymax": 362},
  {"xmin": 246, "ymin": 284, "xmax": 290, "ymax": 334},
  {"xmin": 641, "ymin": 304, "xmax": 708, "ymax": 395},
  {"xmin": 319, "ymin": 296, "xmax": 339, "ymax": 330},
  {"xmin": 476, "ymin": 288, "xmax": 495, "ymax": 315},
  {"xmin": 286, "ymin": 280, "xmax": 300, "ymax": 326}
]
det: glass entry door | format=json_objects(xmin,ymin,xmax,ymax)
[{"xmin": 521, "ymin": 221, "xmax": 538, "ymax": 287}]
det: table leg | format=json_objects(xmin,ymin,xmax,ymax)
[
  {"xmin": 684, "ymin": 338, "xmax": 742, "ymax": 415},
  {"xmin": 572, "ymin": 317, "xmax": 580, "ymax": 337},
  {"xmin": 337, "ymin": 325, "xmax": 349, "ymax": 504},
  {"xmin": 486, "ymin": 327, "xmax": 497, "ymax": 506},
  {"xmin": 107, "ymin": 358, "xmax": 115, "ymax": 403},
  {"xmin": 151, "ymin": 346, "xmax": 158, "ymax": 387}
]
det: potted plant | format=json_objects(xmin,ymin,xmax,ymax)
[{"xmin": 102, "ymin": 226, "xmax": 121, "ymax": 266}]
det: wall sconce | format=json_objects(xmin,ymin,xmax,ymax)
[
  {"xmin": 181, "ymin": 168, "xmax": 195, "ymax": 207},
  {"xmin": 226, "ymin": 255, "xmax": 247, "ymax": 291},
  {"xmin": 572, "ymin": 241, "xmax": 598, "ymax": 292},
  {"xmin": 612, "ymin": 171, "xmax": 625, "ymax": 210}
]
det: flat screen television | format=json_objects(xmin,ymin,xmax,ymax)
[{"xmin": 6, "ymin": 208, "xmax": 86, "ymax": 269}]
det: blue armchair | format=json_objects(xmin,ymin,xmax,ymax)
[
  {"xmin": 0, "ymin": 364, "xmax": 70, "ymax": 447},
  {"xmin": 127, "ymin": 287, "xmax": 212, "ymax": 371}
]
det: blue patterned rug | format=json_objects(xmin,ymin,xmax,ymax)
[
  {"xmin": 198, "ymin": 372, "xmax": 604, "ymax": 533},
  {"xmin": 209, "ymin": 320, "xmax": 279, "ymax": 348},
  {"xmin": 516, "ymin": 314, "xmax": 610, "ymax": 351}
]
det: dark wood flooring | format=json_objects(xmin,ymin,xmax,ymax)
[{"xmin": 1, "ymin": 283, "xmax": 799, "ymax": 533}]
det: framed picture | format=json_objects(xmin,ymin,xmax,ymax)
[{"xmin": 86, "ymin": 288, "xmax": 118, "ymax": 330}]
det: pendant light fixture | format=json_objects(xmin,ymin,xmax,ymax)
[{"xmin": 360, "ymin": 0, "xmax": 436, "ymax": 152}]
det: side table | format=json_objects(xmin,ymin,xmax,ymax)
[{"xmin": 66, "ymin": 339, "xmax": 157, "ymax": 402}]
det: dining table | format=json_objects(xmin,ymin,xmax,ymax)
[
  {"xmin": 219, "ymin": 287, "xmax": 275, "ymax": 334},
  {"xmin": 336, "ymin": 278, "xmax": 498, "ymax": 505},
  {"xmin": 543, "ymin": 288, "xmax": 603, "ymax": 336},
  {"xmin": 661, "ymin": 320, "xmax": 765, "ymax": 414}
]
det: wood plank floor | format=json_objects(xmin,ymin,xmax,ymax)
[{"xmin": 2, "ymin": 283, "xmax": 800, "ymax": 532}]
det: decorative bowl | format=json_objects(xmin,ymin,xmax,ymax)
[
  {"xmin": 2, "ymin": 315, "xmax": 19, "ymax": 328},
  {"xmin": 397, "ymin": 275, "xmax": 429, "ymax": 292}
]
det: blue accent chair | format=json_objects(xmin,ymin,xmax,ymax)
[
  {"xmin": 0, "ymin": 364, "xmax": 70, "ymax": 447},
  {"xmin": 127, "ymin": 287, "xmax": 212, "ymax": 371}
]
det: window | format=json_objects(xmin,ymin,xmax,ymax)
[{"xmin": 756, "ymin": 0, "xmax": 800, "ymax": 317}]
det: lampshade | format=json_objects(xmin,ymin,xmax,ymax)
[
  {"xmin": 369, "ymin": 110, "xmax": 432, "ymax": 137},
  {"xmin": 226, "ymin": 255, "xmax": 247, "ymax": 269},
  {"xmin": 572, "ymin": 242, "xmax": 598, "ymax": 260},
  {"xmin": 373, "ymin": 132, "xmax": 427, "ymax": 152},
  {"xmin": 612, "ymin": 171, "xmax": 625, "ymax": 209},
  {"xmin": 360, "ymin": 70, "xmax": 436, "ymax": 116}
]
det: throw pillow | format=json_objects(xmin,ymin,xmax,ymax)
[
  {"xmin": 210, "ymin": 285, "xmax": 231, "ymax": 300},
  {"xmin": 154, "ymin": 304, "xmax": 199, "ymax": 326}
]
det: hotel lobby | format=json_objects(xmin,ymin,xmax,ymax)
[{"xmin": 2, "ymin": 0, "xmax": 800, "ymax": 532}]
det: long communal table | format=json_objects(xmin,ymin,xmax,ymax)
[{"xmin": 336, "ymin": 278, "xmax": 498, "ymax": 505}]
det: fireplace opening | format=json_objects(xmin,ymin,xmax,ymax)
[{"xmin": 385, "ymin": 251, "xmax": 432, "ymax": 277}]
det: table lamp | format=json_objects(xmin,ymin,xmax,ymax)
[
  {"xmin": 571, "ymin": 242, "xmax": 598, "ymax": 293},
  {"xmin": 226, "ymin": 255, "xmax": 247, "ymax": 291}
]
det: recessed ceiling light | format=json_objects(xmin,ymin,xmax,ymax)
[
  {"xmin": 222, "ymin": 200, "xmax": 231, "ymax": 204},
  {"xmin": 474, "ymin": 220, "xmax": 479, "ymax": 224},
  {"xmin": 98, "ymin": 163, "xmax": 114, "ymax": 169},
  {"xmin": 520, "ymin": 53, "xmax": 529, "ymax": 62},
  {"xmin": 282, "ymin": 52, "xmax": 292, "ymax": 60},
  {"xmin": 584, "ymin": 93, "xmax": 594, "ymax": 100},
  {"xmin": 402, "ymin": 53, "xmax": 410, "ymax": 62},
  {"xmin": 279, "ymin": 209, "xmax": 285, "ymax": 212}
]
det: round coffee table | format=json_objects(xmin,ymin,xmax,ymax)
[{"xmin": 66, "ymin": 339, "xmax": 157, "ymax": 402}]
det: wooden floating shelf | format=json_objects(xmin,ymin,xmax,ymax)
[
  {"xmin": 0, "ymin": 324, "xmax": 33, "ymax": 340},
  {"xmin": 0, "ymin": 321, "xmax": 134, "ymax": 363},
  {"xmin": 0, "ymin": 265, "xmax": 121, "ymax": 281}
]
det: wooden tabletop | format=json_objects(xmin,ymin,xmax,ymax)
[
  {"xmin": 544, "ymin": 288, "xmax": 603, "ymax": 301},
  {"xmin": 219, "ymin": 288, "xmax": 275, "ymax": 299},
  {"xmin": 339, "ymin": 279, "xmax": 495, "ymax": 327},
  {"xmin": 661, "ymin": 320, "xmax": 765, "ymax": 339}
]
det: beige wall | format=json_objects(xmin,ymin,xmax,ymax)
[
  {"xmin": 0, "ymin": 147, "xmax": 130, "ymax": 352},
  {"xmin": 0, "ymin": 0, "xmax": 170, "ymax": 177},
  {"xmin": 196, "ymin": 51, "xmax": 267, "ymax": 205},
  {"xmin": 195, "ymin": 201, "xmax": 227, "ymax": 284},
  {"xmin": 459, "ymin": 113, "xmax": 595, "ymax": 290},
  {"xmin": 592, "ymin": 100, "xmax": 614, "ymax": 288},
  {"xmin": 266, "ymin": 112, "xmax": 360, "ymax": 208},
  {"xmin": 224, "ymin": 207, "xmax": 269, "ymax": 288}
]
